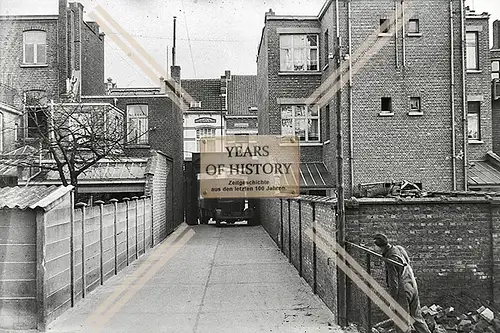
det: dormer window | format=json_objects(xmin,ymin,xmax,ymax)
[
  {"xmin": 249, "ymin": 106, "xmax": 258, "ymax": 113},
  {"xmin": 190, "ymin": 101, "xmax": 202, "ymax": 108}
]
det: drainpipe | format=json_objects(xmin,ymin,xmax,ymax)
[
  {"xmin": 401, "ymin": 0, "xmax": 406, "ymax": 67},
  {"xmin": 348, "ymin": 0, "xmax": 354, "ymax": 193},
  {"xmin": 450, "ymin": 0, "xmax": 457, "ymax": 190},
  {"xmin": 335, "ymin": 0, "xmax": 347, "ymax": 327},
  {"xmin": 395, "ymin": 0, "xmax": 399, "ymax": 68},
  {"xmin": 460, "ymin": 0, "xmax": 468, "ymax": 191}
]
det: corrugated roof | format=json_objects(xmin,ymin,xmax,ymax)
[
  {"xmin": 227, "ymin": 75, "xmax": 258, "ymax": 116},
  {"xmin": 282, "ymin": 162, "xmax": 335, "ymax": 189},
  {"xmin": 41, "ymin": 159, "xmax": 148, "ymax": 182},
  {"xmin": 181, "ymin": 79, "xmax": 222, "ymax": 111},
  {"xmin": 468, "ymin": 160, "xmax": 500, "ymax": 186},
  {"xmin": 0, "ymin": 185, "xmax": 72, "ymax": 210}
]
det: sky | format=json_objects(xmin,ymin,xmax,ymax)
[{"xmin": 1, "ymin": 0, "xmax": 499, "ymax": 87}]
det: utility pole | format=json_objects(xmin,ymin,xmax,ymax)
[
  {"xmin": 172, "ymin": 16, "xmax": 177, "ymax": 67},
  {"xmin": 335, "ymin": 0, "xmax": 347, "ymax": 326}
]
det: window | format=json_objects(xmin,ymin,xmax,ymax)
[
  {"xmin": 466, "ymin": 32, "xmax": 479, "ymax": 70},
  {"xmin": 26, "ymin": 107, "xmax": 48, "ymax": 139},
  {"xmin": 467, "ymin": 101, "xmax": 480, "ymax": 140},
  {"xmin": 196, "ymin": 127, "xmax": 215, "ymax": 151},
  {"xmin": 127, "ymin": 105, "xmax": 148, "ymax": 145},
  {"xmin": 25, "ymin": 90, "xmax": 48, "ymax": 139},
  {"xmin": 380, "ymin": 18, "xmax": 390, "ymax": 33},
  {"xmin": 280, "ymin": 34, "xmax": 318, "ymax": 71},
  {"xmin": 492, "ymin": 61, "xmax": 500, "ymax": 80},
  {"xmin": 408, "ymin": 19, "xmax": 420, "ymax": 33},
  {"xmin": 23, "ymin": 30, "xmax": 46, "ymax": 65},
  {"xmin": 410, "ymin": 97, "xmax": 421, "ymax": 113},
  {"xmin": 381, "ymin": 97, "xmax": 392, "ymax": 113},
  {"xmin": 190, "ymin": 101, "xmax": 201, "ymax": 108},
  {"xmin": 281, "ymin": 105, "xmax": 319, "ymax": 142}
]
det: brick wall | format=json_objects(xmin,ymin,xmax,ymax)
[
  {"xmin": 260, "ymin": 196, "xmax": 500, "ymax": 330},
  {"xmin": 81, "ymin": 21, "xmax": 105, "ymax": 96},
  {"xmin": 260, "ymin": 196, "xmax": 338, "ymax": 323},
  {"xmin": 83, "ymin": 95, "xmax": 184, "ymax": 228},
  {"xmin": 257, "ymin": 15, "xmax": 324, "ymax": 163},
  {"xmin": 0, "ymin": 19, "xmax": 60, "ymax": 106},
  {"xmin": 345, "ymin": 197, "xmax": 500, "ymax": 329},
  {"xmin": 258, "ymin": 1, "xmax": 492, "ymax": 195},
  {"xmin": 466, "ymin": 16, "xmax": 493, "ymax": 161}
]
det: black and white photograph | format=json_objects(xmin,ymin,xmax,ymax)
[{"xmin": 1, "ymin": 0, "xmax": 500, "ymax": 332}]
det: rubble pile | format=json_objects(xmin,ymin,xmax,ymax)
[{"xmin": 372, "ymin": 305, "xmax": 500, "ymax": 333}]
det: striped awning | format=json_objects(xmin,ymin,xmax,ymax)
[{"xmin": 282, "ymin": 162, "xmax": 335, "ymax": 189}]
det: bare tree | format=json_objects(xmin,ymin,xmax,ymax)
[{"xmin": 0, "ymin": 89, "xmax": 144, "ymax": 195}]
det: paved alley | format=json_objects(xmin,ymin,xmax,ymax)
[{"xmin": 46, "ymin": 223, "xmax": 342, "ymax": 333}]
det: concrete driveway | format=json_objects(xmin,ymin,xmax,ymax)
[{"xmin": 46, "ymin": 223, "xmax": 343, "ymax": 333}]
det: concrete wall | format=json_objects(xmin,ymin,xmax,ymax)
[
  {"xmin": 0, "ymin": 209, "xmax": 37, "ymax": 329},
  {"xmin": 260, "ymin": 195, "xmax": 500, "ymax": 330},
  {"xmin": 0, "ymin": 194, "xmax": 155, "ymax": 330}
]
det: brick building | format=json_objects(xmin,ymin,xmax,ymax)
[
  {"xmin": 182, "ymin": 76, "xmax": 225, "ymax": 161},
  {"xmin": 0, "ymin": 0, "xmax": 105, "ymax": 107},
  {"xmin": 257, "ymin": 1, "xmax": 493, "ymax": 195},
  {"xmin": 81, "ymin": 72, "xmax": 184, "ymax": 224},
  {"xmin": 492, "ymin": 20, "xmax": 500, "ymax": 155},
  {"xmin": 225, "ymin": 72, "xmax": 259, "ymax": 136}
]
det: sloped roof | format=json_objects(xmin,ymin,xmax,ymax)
[
  {"xmin": 227, "ymin": 75, "xmax": 258, "ymax": 116},
  {"xmin": 181, "ymin": 79, "xmax": 222, "ymax": 111},
  {"xmin": 0, "ymin": 185, "xmax": 73, "ymax": 210},
  {"xmin": 469, "ymin": 161, "xmax": 500, "ymax": 187},
  {"xmin": 40, "ymin": 158, "xmax": 148, "ymax": 182},
  {"xmin": 281, "ymin": 162, "xmax": 335, "ymax": 189}
]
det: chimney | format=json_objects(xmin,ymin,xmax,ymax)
[
  {"xmin": 171, "ymin": 66, "xmax": 181, "ymax": 83},
  {"xmin": 494, "ymin": 20, "xmax": 500, "ymax": 49},
  {"xmin": 265, "ymin": 8, "xmax": 275, "ymax": 21},
  {"xmin": 225, "ymin": 70, "xmax": 231, "ymax": 81},
  {"xmin": 106, "ymin": 77, "xmax": 115, "ymax": 94},
  {"xmin": 159, "ymin": 77, "xmax": 165, "ymax": 93}
]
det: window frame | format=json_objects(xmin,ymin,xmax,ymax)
[
  {"xmin": 279, "ymin": 34, "xmax": 319, "ymax": 72},
  {"xmin": 492, "ymin": 60, "xmax": 500, "ymax": 80},
  {"xmin": 380, "ymin": 18, "xmax": 390, "ymax": 34},
  {"xmin": 196, "ymin": 126, "xmax": 216, "ymax": 151},
  {"xmin": 280, "ymin": 104, "xmax": 320, "ymax": 143},
  {"xmin": 126, "ymin": 104, "xmax": 149, "ymax": 145},
  {"xmin": 466, "ymin": 32, "xmax": 479, "ymax": 70},
  {"xmin": 408, "ymin": 19, "xmax": 420, "ymax": 34},
  {"xmin": 380, "ymin": 97, "xmax": 393, "ymax": 113},
  {"xmin": 467, "ymin": 101, "xmax": 481, "ymax": 141},
  {"xmin": 23, "ymin": 30, "xmax": 47, "ymax": 65},
  {"xmin": 409, "ymin": 97, "xmax": 422, "ymax": 114}
]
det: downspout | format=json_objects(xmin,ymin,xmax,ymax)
[
  {"xmin": 335, "ymin": 0, "xmax": 347, "ymax": 327},
  {"xmin": 395, "ymin": 0, "xmax": 399, "ymax": 68},
  {"xmin": 460, "ymin": 0, "xmax": 468, "ymax": 191},
  {"xmin": 348, "ymin": 0, "xmax": 354, "ymax": 193},
  {"xmin": 401, "ymin": 0, "xmax": 406, "ymax": 67},
  {"xmin": 450, "ymin": 0, "xmax": 457, "ymax": 190}
]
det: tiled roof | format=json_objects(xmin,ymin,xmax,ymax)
[
  {"xmin": 227, "ymin": 75, "xmax": 258, "ymax": 116},
  {"xmin": 0, "ymin": 185, "xmax": 72, "ymax": 210},
  {"xmin": 181, "ymin": 79, "xmax": 222, "ymax": 111}
]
